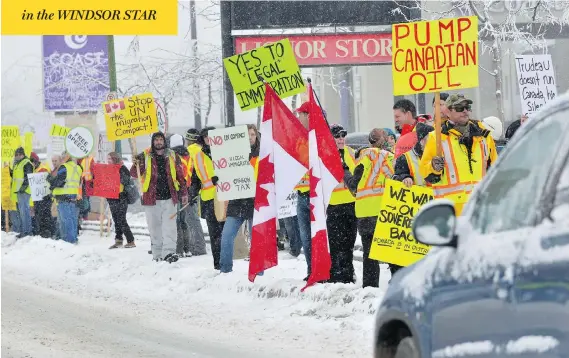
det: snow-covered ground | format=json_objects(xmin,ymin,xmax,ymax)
[{"xmin": 2, "ymin": 230, "xmax": 390, "ymax": 357}]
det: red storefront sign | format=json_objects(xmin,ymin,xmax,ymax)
[{"xmin": 234, "ymin": 33, "xmax": 392, "ymax": 66}]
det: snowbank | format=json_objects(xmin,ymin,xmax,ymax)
[{"xmin": 2, "ymin": 232, "xmax": 390, "ymax": 357}]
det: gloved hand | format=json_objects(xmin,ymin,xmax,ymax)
[
  {"xmin": 342, "ymin": 162, "xmax": 350, "ymax": 171},
  {"xmin": 189, "ymin": 196, "xmax": 198, "ymax": 206},
  {"xmin": 431, "ymin": 156, "xmax": 445, "ymax": 172},
  {"xmin": 212, "ymin": 176, "xmax": 219, "ymax": 186}
]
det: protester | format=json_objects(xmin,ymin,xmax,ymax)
[
  {"xmin": 30, "ymin": 152, "xmax": 54, "ymax": 238},
  {"xmin": 382, "ymin": 128, "xmax": 397, "ymax": 153},
  {"xmin": 185, "ymin": 128, "xmax": 208, "ymax": 256},
  {"xmin": 48, "ymin": 151, "xmax": 82, "ymax": 244},
  {"xmin": 169, "ymin": 133, "xmax": 193, "ymax": 258},
  {"xmin": 420, "ymin": 94, "xmax": 498, "ymax": 215},
  {"xmin": 106, "ymin": 152, "xmax": 136, "ymax": 249},
  {"xmin": 132, "ymin": 132, "xmax": 187, "ymax": 263},
  {"xmin": 10, "ymin": 147, "xmax": 34, "ymax": 238},
  {"xmin": 189, "ymin": 127, "xmax": 224, "ymax": 269},
  {"xmin": 327, "ymin": 124, "xmax": 357, "ymax": 284},
  {"xmin": 393, "ymin": 99, "xmax": 418, "ymax": 135},
  {"xmin": 345, "ymin": 128, "xmax": 394, "ymax": 288},
  {"xmin": 293, "ymin": 102, "xmax": 312, "ymax": 280},
  {"xmin": 219, "ymin": 124, "xmax": 260, "ymax": 273},
  {"xmin": 392, "ymin": 123, "xmax": 434, "ymax": 277}
]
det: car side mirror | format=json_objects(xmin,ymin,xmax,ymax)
[{"xmin": 412, "ymin": 199, "xmax": 457, "ymax": 248}]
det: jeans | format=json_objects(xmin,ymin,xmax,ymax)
[
  {"xmin": 296, "ymin": 193, "xmax": 312, "ymax": 275},
  {"xmin": 219, "ymin": 216, "xmax": 253, "ymax": 273},
  {"xmin": 17, "ymin": 193, "xmax": 32, "ymax": 236},
  {"xmin": 57, "ymin": 201, "xmax": 79, "ymax": 244},
  {"xmin": 9, "ymin": 210, "xmax": 21, "ymax": 234},
  {"xmin": 283, "ymin": 216, "xmax": 302, "ymax": 256},
  {"xmin": 186, "ymin": 202, "xmax": 207, "ymax": 255}
]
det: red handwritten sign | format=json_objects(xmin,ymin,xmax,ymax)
[{"xmin": 92, "ymin": 163, "xmax": 121, "ymax": 199}]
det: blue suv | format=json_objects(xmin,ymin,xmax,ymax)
[{"xmin": 374, "ymin": 92, "xmax": 569, "ymax": 358}]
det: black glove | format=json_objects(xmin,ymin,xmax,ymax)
[
  {"xmin": 212, "ymin": 176, "xmax": 219, "ymax": 186},
  {"xmin": 431, "ymin": 156, "xmax": 445, "ymax": 172},
  {"xmin": 342, "ymin": 162, "xmax": 350, "ymax": 171},
  {"xmin": 189, "ymin": 196, "xmax": 198, "ymax": 206}
]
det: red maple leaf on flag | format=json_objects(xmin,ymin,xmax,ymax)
[{"xmin": 254, "ymin": 156, "xmax": 274, "ymax": 210}]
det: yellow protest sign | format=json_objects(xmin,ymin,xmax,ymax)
[
  {"xmin": 50, "ymin": 124, "xmax": 71, "ymax": 137},
  {"xmin": 2, "ymin": 126, "xmax": 21, "ymax": 163},
  {"xmin": 369, "ymin": 179, "xmax": 434, "ymax": 267},
  {"xmin": 392, "ymin": 16, "xmax": 479, "ymax": 95},
  {"xmin": 103, "ymin": 92, "xmax": 159, "ymax": 141},
  {"xmin": 223, "ymin": 38, "xmax": 306, "ymax": 111},
  {"xmin": 1, "ymin": 166, "xmax": 16, "ymax": 211}
]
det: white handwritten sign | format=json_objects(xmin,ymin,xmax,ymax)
[
  {"xmin": 515, "ymin": 55, "xmax": 557, "ymax": 116},
  {"xmin": 209, "ymin": 126, "xmax": 255, "ymax": 201},
  {"xmin": 65, "ymin": 127, "xmax": 94, "ymax": 159},
  {"xmin": 27, "ymin": 172, "xmax": 50, "ymax": 201},
  {"xmin": 278, "ymin": 190, "xmax": 298, "ymax": 219}
]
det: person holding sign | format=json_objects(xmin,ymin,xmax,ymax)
[
  {"xmin": 106, "ymin": 152, "xmax": 136, "ymax": 249},
  {"xmin": 131, "ymin": 132, "xmax": 188, "ymax": 263},
  {"xmin": 189, "ymin": 127, "xmax": 225, "ymax": 270},
  {"xmin": 420, "ymin": 94, "xmax": 498, "ymax": 215},
  {"xmin": 344, "ymin": 129, "xmax": 394, "ymax": 288},
  {"xmin": 30, "ymin": 152, "xmax": 55, "ymax": 238},
  {"xmin": 219, "ymin": 124, "xmax": 260, "ymax": 273},
  {"xmin": 10, "ymin": 147, "xmax": 34, "ymax": 238}
]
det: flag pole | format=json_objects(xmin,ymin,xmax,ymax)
[{"xmin": 306, "ymin": 78, "xmax": 334, "ymax": 132}]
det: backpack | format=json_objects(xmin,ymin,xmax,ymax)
[{"xmin": 125, "ymin": 176, "xmax": 140, "ymax": 205}]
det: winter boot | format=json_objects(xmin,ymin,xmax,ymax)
[
  {"xmin": 124, "ymin": 242, "xmax": 136, "ymax": 248},
  {"xmin": 109, "ymin": 241, "xmax": 123, "ymax": 249},
  {"xmin": 164, "ymin": 253, "xmax": 179, "ymax": 263}
]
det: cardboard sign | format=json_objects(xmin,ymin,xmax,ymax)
[
  {"xmin": 27, "ymin": 172, "xmax": 50, "ymax": 201},
  {"xmin": 278, "ymin": 191, "xmax": 298, "ymax": 219},
  {"xmin": 1, "ymin": 166, "xmax": 16, "ymax": 211},
  {"xmin": 92, "ymin": 163, "xmax": 120, "ymax": 199},
  {"xmin": 103, "ymin": 92, "xmax": 159, "ymax": 141},
  {"xmin": 369, "ymin": 179, "xmax": 434, "ymax": 266},
  {"xmin": 1, "ymin": 126, "xmax": 21, "ymax": 163},
  {"xmin": 65, "ymin": 127, "xmax": 94, "ymax": 159},
  {"xmin": 515, "ymin": 54, "xmax": 557, "ymax": 115},
  {"xmin": 156, "ymin": 99, "xmax": 168, "ymax": 133},
  {"xmin": 392, "ymin": 16, "xmax": 479, "ymax": 95},
  {"xmin": 223, "ymin": 38, "xmax": 306, "ymax": 111},
  {"xmin": 50, "ymin": 124, "xmax": 71, "ymax": 137},
  {"xmin": 209, "ymin": 126, "xmax": 255, "ymax": 201}
]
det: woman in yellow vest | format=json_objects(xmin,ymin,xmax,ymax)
[
  {"xmin": 106, "ymin": 152, "xmax": 136, "ymax": 249},
  {"xmin": 189, "ymin": 126, "xmax": 225, "ymax": 270},
  {"xmin": 326, "ymin": 124, "xmax": 358, "ymax": 284},
  {"xmin": 10, "ymin": 147, "xmax": 34, "ymax": 238},
  {"xmin": 219, "ymin": 124, "xmax": 261, "ymax": 273},
  {"xmin": 29, "ymin": 152, "xmax": 55, "ymax": 238},
  {"xmin": 345, "ymin": 129, "xmax": 394, "ymax": 288}
]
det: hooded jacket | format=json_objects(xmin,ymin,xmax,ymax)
[{"xmin": 131, "ymin": 132, "xmax": 187, "ymax": 206}]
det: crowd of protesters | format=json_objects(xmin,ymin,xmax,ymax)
[{"xmin": 3, "ymin": 92, "xmax": 528, "ymax": 288}]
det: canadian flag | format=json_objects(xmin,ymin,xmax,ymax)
[
  {"xmin": 104, "ymin": 100, "xmax": 125, "ymax": 114},
  {"xmin": 302, "ymin": 83, "xmax": 344, "ymax": 291},
  {"xmin": 248, "ymin": 84, "xmax": 309, "ymax": 282}
]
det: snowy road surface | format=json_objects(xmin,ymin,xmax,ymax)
[
  {"xmin": 2, "ymin": 232, "xmax": 390, "ymax": 357},
  {"xmin": 2, "ymin": 278, "xmax": 287, "ymax": 358}
]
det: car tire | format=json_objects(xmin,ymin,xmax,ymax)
[{"xmin": 394, "ymin": 337, "xmax": 419, "ymax": 358}]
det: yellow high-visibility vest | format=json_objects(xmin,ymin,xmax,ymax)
[
  {"xmin": 404, "ymin": 150, "xmax": 425, "ymax": 187},
  {"xmin": 52, "ymin": 161, "xmax": 83, "ymax": 196},
  {"xmin": 11, "ymin": 158, "xmax": 32, "ymax": 201},
  {"xmin": 142, "ymin": 151, "xmax": 180, "ymax": 193},
  {"xmin": 191, "ymin": 150, "xmax": 215, "ymax": 201},
  {"xmin": 294, "ymin": 172, "xmax": 309, "ymax": 193},
  {"xmin": 355, "ymin": 148, "xmax": 394, "ymax": 218},
  {"xmin": 330, "ymin": 146, "xmax": 356, "ymax": 206}
]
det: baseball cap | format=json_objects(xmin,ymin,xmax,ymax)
[
  {"xmin": 295, "ymin": 102, "xmax": 310, "ymax": 114},
  {"xmin": 330, "ymin": 124, "xmax": 347, "ymax": 137},
  {"xmin": 30, "ymin": 152, "xmax": 40, "ymax": 163},
  {"xmin": 445, "ymin": 94, "xmax": 473, "ymax": 108}
]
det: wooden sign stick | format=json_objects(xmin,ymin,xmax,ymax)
[{"xmin": 434, "ymin": 92, "xmax": 443, "ymax": 156}]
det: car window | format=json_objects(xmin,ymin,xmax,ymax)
[
  {"xmin": 552, "ymin": 154, "xmax": 569, "ymax": 222},
  {"xmin": 469, "ymin": 109, "xmax": 569, "ymax": 235}
]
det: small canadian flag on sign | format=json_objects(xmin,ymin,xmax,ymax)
[{"xmin": 104, "ymin": 100, "xmax": 125, "ymax": 114}]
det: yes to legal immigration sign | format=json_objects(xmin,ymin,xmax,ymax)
[
  {"xmin": 1, "ymin": 0, "xmax": 177, "ymax": 35},
  {"xmin": 392, "ymin": 16, "xmax": 479, "ymax": 95},
  {"xmin": 223, "ymin": 38, "xmax": 306, "ymax": 111},
  {"xmin": 103, "ymin": 92, "xmax": 158, "ymax": 141}
]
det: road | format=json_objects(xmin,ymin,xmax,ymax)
[{"xmin": 1, "ymin": 277, "xmax": 304, "ymax": 358}]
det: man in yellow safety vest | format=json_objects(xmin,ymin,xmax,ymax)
[
  {"xmin": 420, "ymin": 94, "xmax": 498, "ymax": 215},
  {"xmin": 10, "ymin": 147, "xmax": 34, "ymax": 238}
]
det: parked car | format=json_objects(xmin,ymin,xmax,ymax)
[
  {"xmin": 374, "ymin": 92, "xmax": 569, "ymax": 358},
  {"xmin": 346, "ymin": 131, "xmax": 370, "ymax": 152}
]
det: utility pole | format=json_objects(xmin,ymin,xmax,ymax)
[
  {"xmin": 107, "ymin": 35, "xmax": 121, "ymax": 154},
  {"xmin": 190, "ymin": 0, "xmax": 202, "ymax": 130},
  {"xmin": 220, "ymin": 0, "xmax": 235, "ymax": 127}
]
